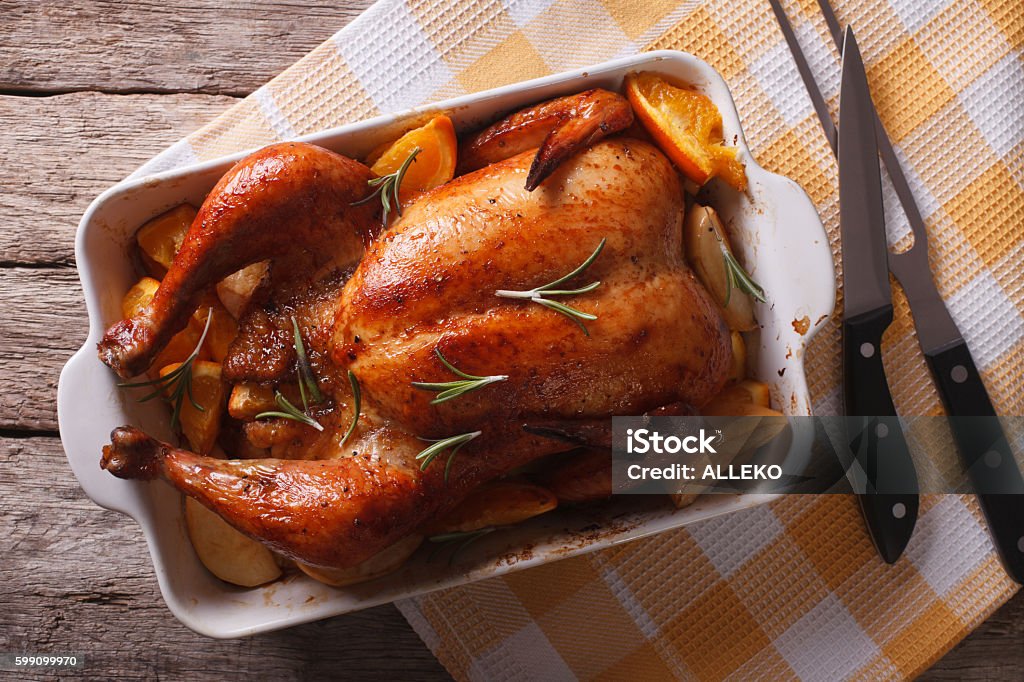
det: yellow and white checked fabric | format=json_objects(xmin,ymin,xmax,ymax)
[{"xmin": 134, "ymin": 0, "xmax": 1023, "ymax": 678}]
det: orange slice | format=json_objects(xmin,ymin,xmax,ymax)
[
  {"xmin": 191, "ymin": 294, "xmax": 239, "ymax": 362},
  {"xmin": 121, "ymin": 277, "xmax": 162, "ymax": 319},
  {"xmin": 159, "ymin": 360, "xmax": 227, "ymax": 454},
  {"xmin": 369, "ymin": 115, "xmax": 457, "ymax": 197},
  {"xmin": 624, "ymin": 72, "xmax": 747, "ymax": 191},
  {"xmin": 136, "ymin": 204, "xmax": 197, "ymax": 278}
]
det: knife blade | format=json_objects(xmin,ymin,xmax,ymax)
[{"xmin": 839, "ymin": 27, "xmax": 920, "ymax": 563}]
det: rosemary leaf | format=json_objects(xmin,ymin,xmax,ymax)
[
  {"xmin": 533, "ymin": 298, "xmax": 597, "ymax": 321},
  {"xmin": 533, "ymin": 299, "xmax": 592, "ymax": 336},
  {"xmin": 350, "ymin": 147, "xmax": 421, "ymax": 224},
  {"xmin": 416, "ymin": 430, "xmax": 481, "ymax": 480},
  {"xmin": 411, "ymin": 349, "xmax": 508, "ymax": 405},
  {"xmin": 291, "ymin": 316, "xmax": 322, "ymax": 410},
  {"xmin": 539, "ymin": 237, "xmax": 606, "ymax": 290},
  {"xmin": 541, "ymin": 281, "xmax": 602, "ymax": 297},
  {"xmin": 704, "ymin": 206, "xmax": 766, "ymax": 305},
  {"xmin": 722, "ymin": 250, "xmax": 767, "ymax": 304},
  {"xmin": 255, "ymin": 391, "xmax": 324, "ymax": 432},
  {"xmin": 118, "ymin": 307, "xmax": 214, "ymax": 431},
  {"xmin": 339, "ymin": 370, "xmax": 361, "ymax": 446},
  {"xmin": 494, "ymin": 238, "xmax": 605, "ymax": 334}
]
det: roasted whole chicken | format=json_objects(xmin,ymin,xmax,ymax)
[{"xmin": 98, "ymin": 88, "xmax": 733, "ymax": 572}]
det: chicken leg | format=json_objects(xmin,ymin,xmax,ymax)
[
  {"xmin": 102, "ymin": 422, "xmax": 568, "ymax": 568},
  {"xmin": 98, "ymin": 142, "xmax": 377, "ymax": 378}
]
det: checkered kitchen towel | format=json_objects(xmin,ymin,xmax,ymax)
[{"xmin": 135, "ymin": 0, "xmax": 1024, "ymax": 678}]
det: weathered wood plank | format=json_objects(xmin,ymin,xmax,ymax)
[
  {"xmin": 0, "ymin": 267, "xmax": 84, "ymax": 431},
  {"xmin": 0, "ymin": 435, "xmax": 449, "ymax": 680},
  {"xmin": 0, "ymin": 92, "xmax": 236, "ymax": 266},
  {"xmin": 0, "ymin": 0, "xmax": 374, "ymax": 96},
  {"xmin": 923, "ymin": 592, "xmax": 1024, "ymax": 679}
]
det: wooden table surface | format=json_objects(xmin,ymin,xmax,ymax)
[{"xmin": 0, "ymin": 2, "xmax": 1020, "ymax": 679}]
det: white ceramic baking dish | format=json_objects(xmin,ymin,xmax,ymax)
[{"xmin": 58, "ymin": 51, "xmax": 835, "ymax": 637}]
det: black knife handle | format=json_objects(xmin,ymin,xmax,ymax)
[
  {"xmin": 844, "ymin": 306, "xmax": 901, "ymax": 417},
  {"xmin": 925, "ymin": 341, "xmax": 1024, "ymax": 583},
  {"xmin": 843, "ymin": 306, "xmax": 919, "ymax": 562}
]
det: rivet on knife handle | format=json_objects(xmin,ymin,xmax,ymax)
[{"xmin": 843, "ymin": 305, "xmax": 920, "ymax": 563}]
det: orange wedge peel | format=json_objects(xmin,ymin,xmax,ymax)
[
  {"xmin": 135, "ymin": 204, "xmax": 197, "ymax": 278},
  {"xmin": 625, "ymin": 72, "xmax": 747, "ymax": 191},
  {"xmin": 122, "ymin": 277, "xmax": 210, "ymax": 375}
]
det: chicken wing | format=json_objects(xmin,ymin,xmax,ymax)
[{"xmin": 458, "ymin": 88, "xmax": 634, "ymax": 190}]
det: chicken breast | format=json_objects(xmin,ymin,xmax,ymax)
[{"xmin": 335, "ymin": 138, "xmax": 731, "ymax": 437}]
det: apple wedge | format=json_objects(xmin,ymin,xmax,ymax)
[
  {"xmin": 423, "ymin": 480, "xmax": 558, "ymax": 534},
  {"xmin": 216, "ymin": 261, "xmax": 269, "ymax": 320},
  {"xmin": 184, "ymin": 497, "xmax": 282, "ymax": 588},
  {"xmin": 228, "ymin": 382, "xmax": 277, "ymax": 420},
  {"xmin": 729, "ymin": 330, "xmax": 747, "ymax": 383}
]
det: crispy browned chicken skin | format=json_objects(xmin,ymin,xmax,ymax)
[
  {"xmin": 98, "ymin": 142, "xmax": 377, "ymax": 379},
  {"xmin": 99, "ymin": 92, "xmax": 730, "ymax": 570}
]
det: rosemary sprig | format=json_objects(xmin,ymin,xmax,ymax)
[
  {"xmin": 495, "ymin": 238, "xmax": 605, "ymax": 335},
  {"xmin": 411, "ymin": 349, "xmax": 508, "ymax": 405},
  {"xmin": 723, "ymin": 250, "xmax": 766, "ymax": 305},
  {"xmin": 254, "ymin": 317, "xmax": 327, "ymax": 431},
  {"xmin": 255, "ymin": 391, "xmax": 325, "ymax": 432},
  {"xmin": 351, "ymin": 146, "xmax": 421, "ymax": 224},
  {"xmin": 118, "ymin": 308, "xmax": 214, "ymax": 430},
  {"xmin": 428, "ymin": 528, "xmax": 496, "ymax": 564},
  {"xmin": 416, "ymin": 430, "xmax": 481, "ymax": 481},
  {"xmin": 291, "ymin": 316, "xmax": 323, "ymax": 410},
  {"xmin": 706, "ymin": 208, "xmax": 766, "ymax": 305},
  {"xmin": 340, "ymin": 370, "xmax": 361, "ymax": 446}
]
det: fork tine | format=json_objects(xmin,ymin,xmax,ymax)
[
  {"xmin": 767, "ymin": 0, "xmax": 838, "ymax": 153},
  {"xmin": 815, "ymin": 0, "xmax": 844, "ymax": 50}
]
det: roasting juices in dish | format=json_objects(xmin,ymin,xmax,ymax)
[{"xmin": 95, "ymin": 73, "xmax": 780, "ymax": 588}]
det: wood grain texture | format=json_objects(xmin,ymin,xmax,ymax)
[
  {"xmin": 0, "ymin": 267, "xmax": 83, "ymax": 431},
  {"xmin": 922, "ymin": 594, "xmax": 1024, "ymax": 680},
  {"xmin": 0, "ymin": 1, "xmax": 374, "ymax": 96},
  {"xmin": 0, "ymin": 5, "xmax": 445, "ymax": 677},
  {"xmin": 0, "ymin": 92, "xmax": 236, "ymax": 266},
  {"xmin": 0, "ymin": 436, "xmax": 449, "ymax": 680},
  {"xmin": 0, "ymin": 91, "xmax": 235, "ymax": 429}
]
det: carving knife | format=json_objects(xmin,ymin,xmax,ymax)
[
  {"xmin": 771, "ymin": 0, "xmax": 1024, "ymax": 582},
  {"xmin": 838, "ymin": 28, "xmax": 919, "ymax": 563}
]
